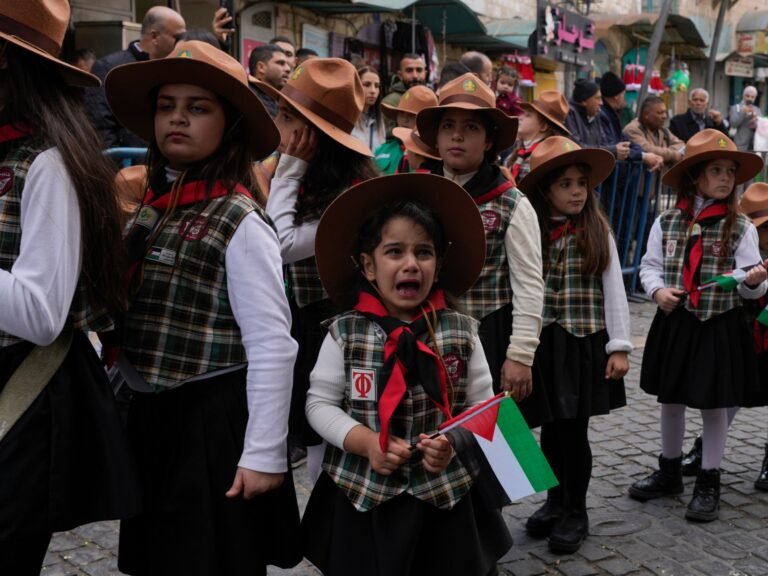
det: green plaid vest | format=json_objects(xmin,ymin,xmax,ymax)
[
  {"xmin": 289, "ymin": 256, "xmax": 328, "ymax": 308},
  {"xmin": 123, "ymin": 194, "xmax": 262, "ymax": 389},
  {"xmin": 458, "ymin": 187, "xmax": 520, "ymax": 320},
  {"xmin": 661, "ymin": 208, "xmax": 750, "ymax": 321},
  {"xmin": 543, "ymin": 235, "xmax": 606, "ymax": 336},
  {"xmin": 323, "ymin": 309, "xmax": 478, "ymax": 512}
]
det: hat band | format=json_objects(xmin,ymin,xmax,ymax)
[
  {"xmin": 534, "ymin": 104, "xmax": 565, "ymax": 123},
  {"xmin": 282, "ymin": 84, "xmax": 354, "ymax": 134},
  {"xmin": 440, "ymin": 93, "xmax": 492, "ymax": 109},
  {"xmin": 0, "ymin": 14, "xmax": 60, "ymax": 56},
  {"xmin": 748, "ymin": 208, "xmax": 768, "ymax": 221}
]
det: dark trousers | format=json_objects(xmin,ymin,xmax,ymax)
[
  {"xmin": 0, "ymin": 532, "xmax": 52, "ymax": 575},
  {"xmin": 540, "ymin": 417, "xmax": 592, "ymax": 510}
]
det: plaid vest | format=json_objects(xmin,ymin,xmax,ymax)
[
  {"xmin": 289, "ymin": 256, "xmax": 328, "ymax": 308},
  {"xmin": 123, "ymin": 193, "xmax": 261, "ymax": 389},
  {"xmin": 543, "ymin": 234, "xmax": 606, "ymax": 336},
  {"xmin": 661, "ymin": 208, "xmax": 750, "ymax": 321},
  {"xmin": 323, "ymin": 309, "xmax": 478, "ymax": 512},
  {"xmin": 458, "ymin": 186, "xmax": 520, "ymax": 320}
]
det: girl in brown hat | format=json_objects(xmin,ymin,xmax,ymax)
[
  {"xmin": 105, "ymin": 41, "xmax": 301, "ymax": 574},
  {"xmin": 629, "ymin": 129, "xmax": 767, "ymax": 523},
  {"xmin": 416, "ymin": 73, "xmax": 547, "ymax": 420},
  {"xmin": 257, "ymin": 57, "xmax": 379, "ymax": 480},
  {"xmin": 0, "ymin": 1, "xmax": 140, "ymax": 571},
  {"xmin": 302, "ymin": 173, "xmax": 512, "ymax": 575},
  {"xmin": 518, "ymin": 137, "xmax": 632, "ymax": 554}
]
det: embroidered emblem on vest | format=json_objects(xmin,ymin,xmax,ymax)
[
  {"xmin": 0, "ymin": 168, "xmax": 13, "ymax": 196},
  {"xmin": 665, "ymin": 239, "xmax": 677, "ymax": 258},
  {"xmin": 179, "ymin": 215, "xmax": 209, "ymax": 240},
  {"xmin": 136, "ymin": 205, "xmax": 160, "ymax": 230},
  {"xmin": 480, "ymin": 210, "xmax": 501, "ymax": 232},
  {"xmin": 351, "ymin": 368, "xmax": 376, "ymax": 401},
  {"xmin": 711, "ymin": 241, "xmax": 722, "ymax": 257},
  {"xmin": 442, "ymin": 352, "xmax": 465, "ymax": 380}
]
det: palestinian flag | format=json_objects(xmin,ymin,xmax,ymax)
[
  {"xmin": 700, "ymin": 267, "xmax": 749, "ymax": 292},
  {"xmin": 758, "ymin": 305, "xmax": 768, "ymax": 327},
  {"xmin": 441, "ymin": 393, "xmax": 558, "ymax": 509}
]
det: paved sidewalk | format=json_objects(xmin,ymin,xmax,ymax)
[{"xmin": 43, "ymin": 301, "xmax": 768, "ymax": 576}]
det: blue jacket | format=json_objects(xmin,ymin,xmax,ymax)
[{"xmin": 599, "ymin": 104, "xmax": 643, "ymax": 161}]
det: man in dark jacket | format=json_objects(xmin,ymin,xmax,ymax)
[
  {"xmin": 85, "ymin": 6, "xmax": 186, "ymax": 148},
  {"xmin": 566, "ymin": 78, "xmax": 630, "ymax": 161},
  {"xmin": 669, "ymin": 88, "xmax": 728, "ymax": 142}
]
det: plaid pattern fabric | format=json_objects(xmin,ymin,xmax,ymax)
[
  {"xmin": 323, "ymin": 309, "xmax": 479, "ymax": 512},
  {"xmin": 289, "ymin": 257, "xmax": 328, "ymax": 308},
  {"xmin": 123, "ymin": 194, "xmax": 261, "ymax": 389},
  {"xmin": 543, "ymin": 234, "xmax": 606, "ymax": 336},
  {"xmin": 458, "ymin": 189, "xmax": 521, "ymax": 320},
  {"xmin": 661, "ymin": 208, "xmax": 750, "ymax": 321}
]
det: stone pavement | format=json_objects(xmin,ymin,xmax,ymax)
[{"xmin": 43, "ymin": 301, "xmax": 768, "ymax": 576}]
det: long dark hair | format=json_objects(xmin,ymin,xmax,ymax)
[
  {"xmin": 529, "ymin": 163, "xmax": 611, "ymax": 276},
  {"xmin": 295, "ymin": 131, "xmax": 379, "ymax": 223},
  {"xmin": 3, "ymin": 43, "xmax": 127, "ymax": 311}
]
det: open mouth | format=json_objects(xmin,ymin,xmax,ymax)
[{"xmin": 396, "ymin": 280, "xmax": 421, "ymax": 298}]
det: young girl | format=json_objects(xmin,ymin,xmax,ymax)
[
  {"xmin": 630, "ymin": 129, "xmax": 767, "ymax": 523},
  {"xmin": 105, "ymin": 41, "xmax": 301, "ymax": 574},
  {"xmin": 518, "ymin": 136, "xmax": 632, "ymax": 554},
  {"xmin": 0, "ymin": 2, "xmax": 140, "ymax": 571},
  {"xmin": 503, "ymin": 90, "xmax": 570, "ymax": 181},
  {"xmin": 416, "ymin": 73, "xmax": 546, "ymax": 421},
  {"xmin": 353, "ymin": 65, "xmax": 386, "ymax": 152},
  {"xmin": 302, "ymin": 172, "xmax": 512, "ymax": 575},
  {"xmin": 258, "ymin": 57, "xmax": 379, "ymax": 478},
  {"xmin": 495, "ymin": 66, "xmax": 524, "ymax": 118}
]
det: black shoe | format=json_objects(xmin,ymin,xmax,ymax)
[
  {"xmin": 755, "ymin": 444, "xmax": 768, "ymax": 491},
  {"xmin": 628, "ymin": 454, "xmax": 684, "ymax": 501},
  {"xmin": 548, "ymin": 509, "xmax": 588, "ymax": 554},
  {"xmin": 685, "ymin": 468, "xmax": 720, "ymax": 522},
  {"xmin": 289, "ymin": 444, "xmax": 307, "ymax": 469},
  {"xmin": 681, "ymin": 436, "xmax": 702, "ymax": 477},
  {"xmin": 525, "ymin": 499, "xmax": 564, "ymax": 538}
]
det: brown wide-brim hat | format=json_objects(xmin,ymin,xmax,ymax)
[
  {"xmin": 382, "ymin": 85, "xmax": 438, "ymax": 120},
  {"xmin": 106, "ymin": 41, "xmax": 279, "ymax": 161},
  {"xmin": 519, "ymin": 90, "xmax": 571, "ymax": 136},
  {"xmin": 740, "ymin": 182, "xmax": 768, "ymax": 228},
  {"xmin": 662, "ymin": 129, "xmax": 764, "ymax": 189},
  {"xmin": 315, "ymin": 173, "xmax": 486, "ymax": 303},
  {"xmin": 255, "ymin": 58, "xmax": 372, "ymax": 157},
  {"xmin": 518, "ymin": 136, "xmax": 615, "ymax": 195},
  {"xmin": 417, "ymin": 73, "xmax": 518, "ymax": 152},
  {"xmin": 0, "ymin": 0, "xmax": 99, "ymax": 87},
  {"xmin": 393, "ymin": 127, "xmax": 441, "ymax": 161}
]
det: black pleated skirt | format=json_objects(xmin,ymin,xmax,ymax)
[
  {"xmin": 478, "ymin": 304, "xmax": 552, "ymax": 428},
  {"xmin": 301, "ymin": 472, "xmax": 512, "ymax": 576},
  {"xmin": 0, "ymin": 332, "xmax": 140, "ymax": 538},
  {"xmin": 531, "ymin": 323, "xmax": 626, "ymax": 421},
  {"xmin": 118, "ymin": 370, "xmax": 301, "ymax": 576},
  {"xmin": 641, "ymin": 307, "xmax": 765, "ymax": 408}
]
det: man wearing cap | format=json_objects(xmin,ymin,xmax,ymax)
[
  {"xmin": 729, "ymin": 86, "xmax": 760, "ymax": 152},
  {"xmin": 84, "ymin": 6, "xmax": 186, "ymax": 148},
  {"xmin": 248, "ymin": 44, "xmax": 291, "ymax": 118},
  {"xmin": 669, "ymin": 88, "xmax": 728, "ymax": 143}
]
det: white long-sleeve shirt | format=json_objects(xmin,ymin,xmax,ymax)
[{"xmin": 601, "ymin": 238, "xmax": 633, "ymax": 353}]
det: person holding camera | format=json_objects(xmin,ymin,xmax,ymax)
[{"xmin": 729, "ymin": 86, "xmax": 761, "ymax": 152}]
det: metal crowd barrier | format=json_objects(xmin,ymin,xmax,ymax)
[{"xmin": 104, "ymin": 147, "xmax": 148, "ymax": 167}]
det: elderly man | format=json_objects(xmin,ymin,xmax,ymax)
[
  {"xmin": 248, "ymin": 44, "xmax": 291, "ymax": 118},
  {"xmin": 625, "ymin": 96, "xmax": 685, "ymax": 168},
  {"xmin": 460, "ymin": 51, "xmax": 493, "ymax": 85},
  {"xmin": 85, "ymin": 6, "xmax": 186, "ymax": 148},
  {"xmin": 729, "ymin": 86, "xmax": 760, "ymax": 151},
  {"xmin": 669, "ymin": 88, "xmax": 728, "ymax": 142}
]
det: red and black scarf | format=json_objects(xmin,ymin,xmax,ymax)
[
  {"xmin": 549, "ymin": 219, "xmax": 575, "ymax": 243},
  {"xmin": 354, "ymin": 288, "xmax": 452, "ymax": 452},
  {"xmin": 510, "ymin": 139, "xmax": 542, "ymax": 181},
  {"xmin": 0, "ymin": 123, "xmax": 32, "ymax": 144},
  {"xmin": 677, "ymin": 198, "xmax": 729, "ymax": 308}
]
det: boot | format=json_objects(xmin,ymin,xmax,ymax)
[
  {"xmin": 548, "ymin": 507, "xmax": 588, "ymax": 554},
  {"xmin": 685, "ymin": 468, "xmax": 720, "ymax": 522},
  {"xmin": 525, "ymin": 495, "xmax": 564, "ymax": 538},
  {"xmin": 755, "ymin": 444, "xmax": 768, "ymax": 491},
  {"xmin": 628, "ymin": 454, "xmax": 684, "ymax": 501},
  {"xmin": 681, "ymin": 436, "xmax": 702, "ymax": 476}
]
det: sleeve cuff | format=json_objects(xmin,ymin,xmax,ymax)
[
  {"xmin": 274, "ymin": 155, "xmax": 309, "ymax": 180},
  {"xmin": 738, "ymin": 280, "xmax": 768, "ymax": 300},
  {"xmin": 238, "ymin": 452, "xmax": 288, "ymax": 474},
  {"xmin": 505, "ymin": 343, "xmax": 537, "ymax": 367},
  {"xmin": 606, "ymin": 339, "xmax": 633, "ymax": 354}
]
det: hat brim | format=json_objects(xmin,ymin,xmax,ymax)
[
  {"xmin": 416, "ymin": 105, "xmax": 519, "ymax": 152},
  {"xmin": 661, "ymin": 150, "xmax": 764, "ymax": 189},
  {"xmin": 105, "ymin": 58, "xmax": 279, "ymax": 161},
  {"xmin": 519, "ymin": 101, "xmax": 571, "ymax": 136},
  {"xmin": 315, "ymin": 173, "xmax": 486, "ymax": 304},
  {"xmin": 393, "ymin": 127, "xmax": 441, "ymax": 161},
  {"xmin": 0, "ymin": 32, "xmax": 100, "ymax": 88},
  {"xmin": 517, "ymin": 148, "xmax": 616, "ymax": 195},
  {"xmin": 254, "ymin": 80, "xmax": 373, "ymax": 158}
]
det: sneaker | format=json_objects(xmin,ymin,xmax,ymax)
[{"xmin": 289, "ymin": 444, "xmax": 307, "ymax": 469}]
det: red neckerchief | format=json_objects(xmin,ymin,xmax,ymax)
[
  {"xmin": 474, "ymin": 180, "xmax": 515, "ymax": 206},
  {"xmin": 511, "ymin": 140, "xmax": 542, "ymax": 181},
  {"xmin": 0, "ymin": 123, "xmax": 32, "ymax": 144},
  {"xmin": 354, "ymin": 289, "xmax": 452, "ymax": 452},
  {"xmin": 677, "ymin": 198, "xmax": 729, "ymax": 308},
  {"xmin": 549, "ymin": 219, "xmax": 575, "ymax": 243}
]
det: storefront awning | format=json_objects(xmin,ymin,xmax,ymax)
[
  {"xmin": 594, "ymin": 14, "xmax": 708, "ymax": 58},
  {"xmin": 736, "ymin": 10, "xmax": 768, "ymax": 33},
  {"xmin": 484, "ymin": 18, "xmax": 536, "ymax": 50}
]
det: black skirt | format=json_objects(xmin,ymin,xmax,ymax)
[
  {"xmin": 478, "ymin": 304, "xmax": 552, "ymax": 428},
  {"xmin": 641, "ymin": 307, "xmax": 765, "ymax": 408},
  {"xmin": 302, "ymin": 472, "xmax": 512, "ymax": 576},
  {"xmin": 0, "ymin": 332, "xmax": 141, "ymax": 538},
  {"xmin": 531, "ymin": 323, "xmax": 626, "ymax": 421},
  {"xmin": 118, "ymin": 370, "xmax": 301, "ymax": 576}
]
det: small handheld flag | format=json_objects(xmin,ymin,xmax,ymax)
[{"xmin": 440, "ymin": 393, "xmax": 558, "ymax": 509}]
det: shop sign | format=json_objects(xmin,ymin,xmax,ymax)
[
  {"xmin": 534, "ymin": 1, "xmax": 595, "ymax": 64},
  {"xmin": 302, "ymin": 23, "xmax": 330, "ymax": 57},
  {"xmin": 738, "ymin": 31, "xmax": 768, "ymax": 56},
  {"xmin": 725, "ymin": 56, "xmax": 754, "ymax": 78}
]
